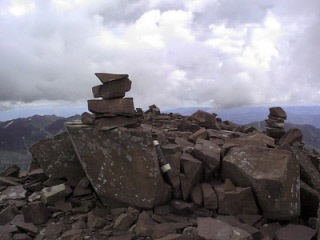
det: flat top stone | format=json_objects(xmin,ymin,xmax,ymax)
[
  {"xmin": 269, "ymin": 107, "xmax": 287, "ymax": 118},
  {"xmin": 95, "ymin": 73, "xmax": 129, "ymax": 83}
]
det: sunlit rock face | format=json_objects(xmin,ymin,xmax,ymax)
[
  {"xmin": 66, "ymin": 122, "xmax": 171, "ymax": 209},
  {"xmin": 221, "ymin": 146, "xmax": 300, "ymax": 220}
]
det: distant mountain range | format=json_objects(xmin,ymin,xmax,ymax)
[
  {"xmin": 0, "ymin": 114, "xmax": 80, "ymax": 172},
  {"xmin": 165, "ymin": 105, "xmax": 320, "ymax": 128},
  {"xmin": 2, "ymin": 105, "xmax": 320, "ymax": 172}
]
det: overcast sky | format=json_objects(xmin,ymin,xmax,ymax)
[{"xmin": 1, "ymin": 0, "xmax": 320, "ymax": 119}]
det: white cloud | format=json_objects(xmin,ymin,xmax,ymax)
[
  {"xmin": 7, "ymin": 0, "xmax": 35, "ymax": 16},
  {"xmin": 1, "ymin": 0, "xmax": 320, "ymax": 114}
]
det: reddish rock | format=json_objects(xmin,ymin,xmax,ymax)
[
  {"xmin": 275, "ymin": 224, "xmax": 316, "ymax": 240},
  {"xmin": 87, "ymin": 98, "xmax": 135, "ymax": 115},
  {"xmin": 300, "ymin": 181, "xmax": 320, "ymax": 217},
  {"xmin": 221, "ymin": 146, "xmax": 300, "ymax": 220},
  {"xmin": 92, "ymin": 77, "xmax": 131, "ymax": 98},
  {"xmin": 152, "ymin": 222, "xmax": 191, "ymax": 239},
  {"xmin": 277, "ymin": 128, "xmax": 303, "ymax": 146},
  {"xmin": 1, "ymin": 165, "xmax": 20, "ymax": 177},
  {"xmin": 135, "ymin": 211, "xmax": 157, "ymax": 237},
  {"xmin": 174, "ymin": 137, "xmax": 194, "ymax": 149},
  {"xmin": 94, "ymin": 116, "xmax": 138, "ymax": 130},
  {"xmin": 81, "ymin": 112, "xmax": 94, "ymax": 124},
  {"xmin": 189, "ymin": 110, "xmax": 219, "ymax": 129},
  {"xmin": 11, "ymin": 214, "xmax": 38, "ymax": 235},
  {"xmin": 0, "ymin": 204, "xmax": 19, "ymax": 225},
  {"xmin": 29, "ymin": 132, "xmax": 86, "ymax": 181},
  {"xmin": 180, "ymin": 173, "xmax": 192, "ymax": 201},
  {"xmin": 226, "ymin": 131, "xmax": 275, "ymax": 148},
  {"xmin": 60, "ymin": 229, "xmax": 83, "ymax": 240},
  {"xmin": 66, "ymin": 124, "xmax": 171, "ymax": 209},
  {"xmin": 180, "ymin": 153, "xmax": 203, "ymax": 187},
  {"xmin": 218, "ymin": 187, "xmax": 259, "ymax": 215},
  {"xmin": 259, "ymin": 222, "xmax": 281, "ymax": 239},
  {"xmin": 114, "ymin": 207, "xmax": 139, "ymax": 231},
  {"xmin": 22, "ymin": 201, "xmax": 49, "ymax": 225},
  {"xmin": 201, "ymin": 183, "xmax": 218, "ymax": 210},
  {"xmin": 95, "ymin": 73, "xmax": 129, "ymax": 83},
  {"xmin": 295, "ymin": 150, "xmax": 320, "ymax": 191},
  {"xmin": 266, "ymin": 127, "xmax": 286, "ymax": 139},
  {"xmin": 197, "ymin": 217, "xmax": 235, "ymax": 240},
  {"xmin": 188, "ymin": 128, "xmax": 208, "ymax": 143},
  {"xmin": 44, "ymin": 223, "xmax": 63, "ymax": 240},
  {"xmin": 269, "ymin": 107, "xmax": 287, "ymax": 119},
  {"xmin": 28, "ymin": 168, "xmax": 48, "ymax": 181},
  {"xmin": 193, "ymin": 139, "xmax": 221, "ymax": 180},
  {"xmin": 87, "ymin": 211, "xmax": 107, "ymax": 230},
  {"xmin": 190, "ymin": 184, "xmax": 203, "ymax": 207},
  {"xmin": 161, "ymin": 144, "xmax": 181, "ymax": 194}
]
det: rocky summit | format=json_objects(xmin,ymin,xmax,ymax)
[{"xmin": 1, "ymin": 73, "xmax": 320, "ymax": 240}]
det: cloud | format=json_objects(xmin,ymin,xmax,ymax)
[{"xmin": 1, "ymin": 0, "xmax": 320, "ymax": 114}]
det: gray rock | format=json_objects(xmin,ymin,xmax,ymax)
[
  {"xmin": 29, "ymin": 132, "xmax": 86, "ymax": 181},
  {"xmin": 66, "ymin": 123, "xmax": 171, "ymax": 209}
]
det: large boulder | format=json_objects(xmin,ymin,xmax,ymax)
[
  {"xmin": 221, "ymin": 146, "xmax": 300, "ymax": 220},
  {"xmin": 29, "ymin": 132, "xmax": 86, "ymax": 181},
  {"xmin": 66, "ymin": 123, "xmax": 171, "ymax": 209}
]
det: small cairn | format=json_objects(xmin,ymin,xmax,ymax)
[
  {"xmin": 265, "ymin": 107, "xmax": 287, "ymax": 141},
  {"xmin": 82, "ymin": 73, "xmax": 139, "ymax": 130}
]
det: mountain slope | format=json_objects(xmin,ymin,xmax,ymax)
[{"xmin": 0, "ymin": 114, "xmax": 80, "ymax": 172}]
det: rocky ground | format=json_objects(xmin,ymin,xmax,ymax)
[{"xmin": 0, "ymin": 105, "xmax": 320, "ymax": 240}]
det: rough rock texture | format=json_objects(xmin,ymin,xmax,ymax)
[
  {"xmin": 189, "ymin": 110, "xmax": 219, "ymax": 129},
  {"xmin": 29, "ymin": 132, "xmax": 86, "ymax": 181},
  {"xmin": 66, "ymin": 123, "xmax": 171, "ymax": 209},
  {"xmin": 92, "ymin": 77, "xmax": 131, "ymax": 99},
  {"xmin": 221, "ymin": 146, "xmax": 300, "ymax": 220},
  {"xmin": 95, "ymin": 73, "xmax": 128, "ymax": 83},
  {"xmin": 87, "ymin": 98, "xmax": 135, "ymax": 115}
]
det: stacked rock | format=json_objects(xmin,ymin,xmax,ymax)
[
  {"xmin": 86, "ymin": 73, "xmax": 138, "ymax": 130},
  {"xmin": 265, "ymin": 107, "xmax": 287, "ymax": 140}
]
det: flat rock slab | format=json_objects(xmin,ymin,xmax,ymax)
[
  {"xmin": 88, "ymin": 98, "xmax": 135, "ymax": 115},
  {"xmin": 221, "ymin": 146, "xmax": 300, "ymax": 220},
  {"xmin": 94, "ymin": 116, "xmax": 138, "ymax": 131},
  {"xmin": 92, "ymin": 78, "xmax": 132, "ymax": 99},
  {"xmin": 95, "ymin": 73, "xmax": 129, "ymax": 83},
  {"xmin": 0, "ymin": 185, "xmax": 26, "ymax": 201},
  {"xmin": 66, "ymin": 123, "xmax": 171, "ymax": 209},
  {"xmin": 275, "ymin": 224, "xmax": 316, "ymax": 240},
  {"xmin": 29, "ymin": 132, "xmax": 86, "ymax": 181}
]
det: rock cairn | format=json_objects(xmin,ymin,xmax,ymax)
[
  {"xmin": 82, "ymin": 73, "xmax": 138, "ymax": 130},
  {"xmin": 265, "ymin": 107, "xmax": 287, "ymax": 140}
]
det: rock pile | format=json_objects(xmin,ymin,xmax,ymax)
[
  {"xmin": 1, "ymin": 74, "xmax": 320, "ymax": 239},
  {"xmin": 84, "ymin": 73, "xmax": 138, "ymax": 130},
  {"xmin": 265, "ymin": 107, "xmax": 287, "ymax": 140}
]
